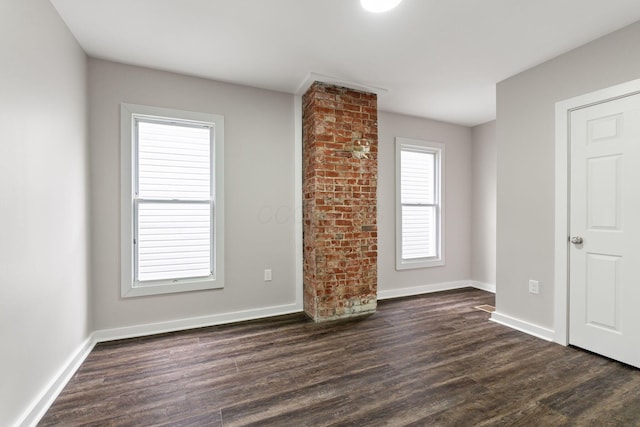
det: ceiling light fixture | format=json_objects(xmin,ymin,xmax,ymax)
[{"xmin": 360, "ymin": 0, "xmax": 402, "ymax": 13}]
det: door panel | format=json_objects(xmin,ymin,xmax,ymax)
[
  {"xmin": 585, "ymin": 253, "xmax": 620, "ymax": 331},
  {"xmin": 588, "ymin": 113, "xmax": 622, "ymax": 143},
  {"xmin": 587, "ymin": 155, "xmax": 621, "ymax": 229},
  {"xmin": 570, "ymin": 93, "xmax": 640, "ymax": 368}
]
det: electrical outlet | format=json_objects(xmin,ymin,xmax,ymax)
[
  {"xmin": 264, "ymin": 269, "xmax": 272, "ymax": 282},
  {"xmin": 528, "ymin": 280, "xmax": 539, "ymax": 294}
]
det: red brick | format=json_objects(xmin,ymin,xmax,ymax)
[{"xmin": 302, "ymin": 82, "xmax": 378, "ymax": 322}]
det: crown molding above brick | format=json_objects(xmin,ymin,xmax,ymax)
[{"xmin": 296, "ymin": 72, "xmax": 388, "ymax": 97}]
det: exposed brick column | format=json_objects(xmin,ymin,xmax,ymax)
[{"xmin": 302, "ymin": 82, "xmax": 378, "ymax": 322}]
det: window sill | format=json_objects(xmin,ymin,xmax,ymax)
[
  {"xmin": 396, "ymin": 258, "xmax": 445, "ymax": 270},
  {"xmin": 121, "ymin": 277, "xmax": 223, "ymax": 298}
]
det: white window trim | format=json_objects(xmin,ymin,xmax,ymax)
[
  {"xmin": 395, "ymin": 137, "xmax": 445, "ymax": 270},
  {"xmin": 120, "ymin": 103, "xmax": 225, "ymax": 297}
]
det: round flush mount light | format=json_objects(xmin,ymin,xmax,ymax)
[{"xmin": 360, "ymin": 0, "xmax": 403, "ymax": 13}]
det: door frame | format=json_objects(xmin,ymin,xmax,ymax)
[{"xmin": 554, "ymin": 78, "xmax": 640, "ymax": 345}]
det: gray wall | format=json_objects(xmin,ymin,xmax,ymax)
[
  {"xmin": 496, "ymin": 21, "xmax": 640, "ymax": 329},
  {"xmin": 377, "ymin": 111, "xmax": 472, "ymax": 294},
  {"xmin": 88, "ymin": 59, "xmax": 297, "ymax": 330},
  {"xmin": 88, "ymin": 61, "xmax": 476, "ymax": 327},
  {"xmin": 0, "ymin": 1, "xmax": 89, "ymax": 425},
  {"xmin": 471, "ymin": 121, "xmax": 496, "ymax": 287}
]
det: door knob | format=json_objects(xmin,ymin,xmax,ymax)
[{"xmin": 570, "ymin": 236, "xmax": 584, "ymax": 244}]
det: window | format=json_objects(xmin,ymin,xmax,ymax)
[
  {"xmin": 121, "ymin": 103, "xmax": 224, "ymax": 297},
  {"xmin": 395, "ymin": 137, "xmax": 444, "ymax": 269}
]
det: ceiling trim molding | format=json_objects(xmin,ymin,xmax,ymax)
[{"xmin": 295, "ymin": 72, "xmax": 388, "ymax": 96}]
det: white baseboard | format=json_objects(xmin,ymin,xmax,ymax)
[
  {"xmin": 490, "ymin": 311, "xmax": 555, "ymax": 342},
  {"xmin": 378, "ymin": 280, "xmax": 496, "ymax": 300},
  {"xmin": 18, "ymin": 336, "xmax": 95, "ymax": 427},
  {"xmin": 24, "ymin": 283, "xmax": 514, "ymax": 427},
  {"xmin": 92, "ymin": 302, "xmax": 302, "ymax": 342},
  {"xmin": 21, "ymin": 284, "xmax": 514, "ymax": 426},
  {"xmin": 470, "ymin": 281, "xmax": 496, "ymax": 293},
  {"xmin": 18, "ymin": 302, "xmax": 302, "ymax": 427},
  {"xmin": 378, "ymin": 280, "xmax": 474, "ymax": 300}
]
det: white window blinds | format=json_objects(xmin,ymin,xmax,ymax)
[
  {"xmin": 400, "ymin": 149, "xmax": 437, "ymax": 259},
  {"xmin": 135, "ymin": 120, "xmax": 213, "ymax": 282}
]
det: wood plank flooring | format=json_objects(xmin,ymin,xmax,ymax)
[{"xmin": 40, "ymin": 288, "xmax": 640, "ymax": 426}]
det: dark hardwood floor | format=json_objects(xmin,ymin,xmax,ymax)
[{"xmin": 40, "ymin": 288, "xmax": 640, "ymax": 426}]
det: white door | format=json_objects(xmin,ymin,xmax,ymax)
[{"xmin": 569, "ymin": 93, "xmax": 640, "ymax": 368}]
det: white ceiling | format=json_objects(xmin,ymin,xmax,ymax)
[{"xmin": 50, "ymin": 0, "xmax": 640, "ymax": 127}]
